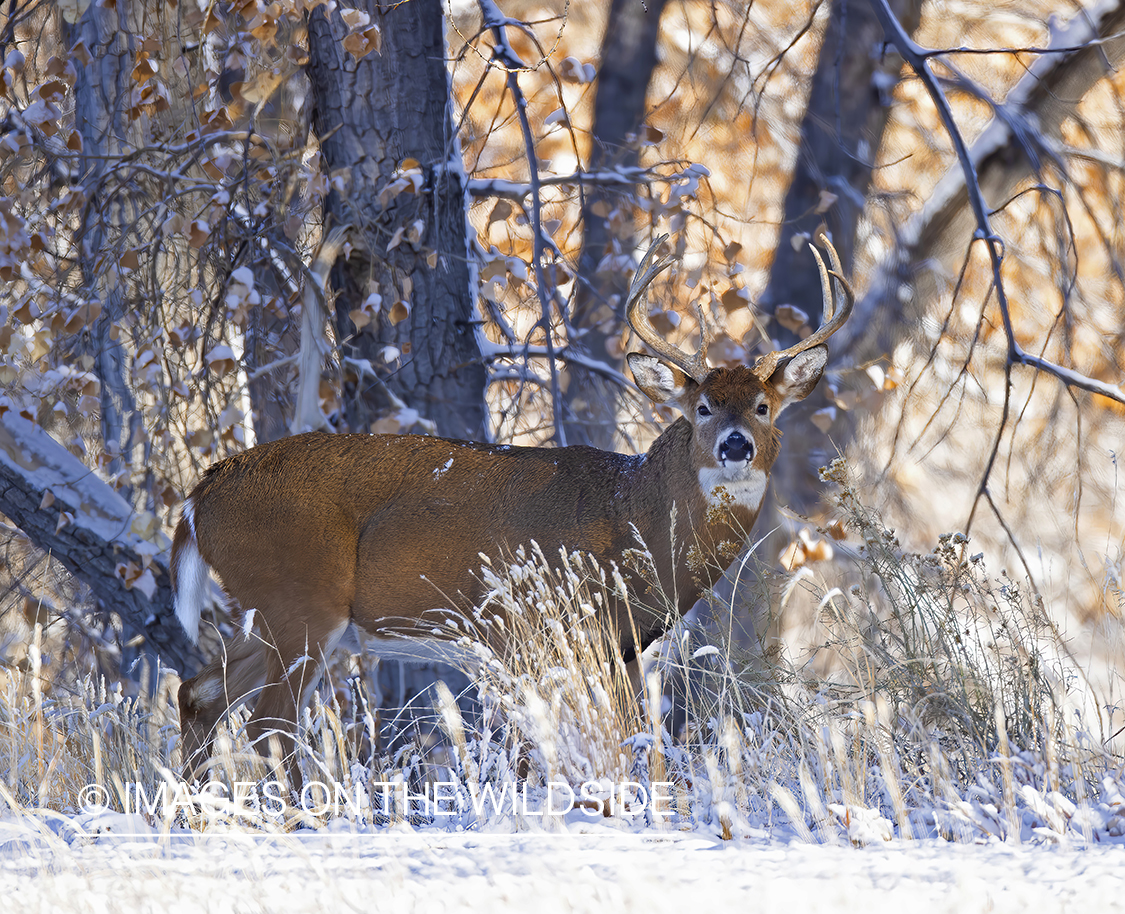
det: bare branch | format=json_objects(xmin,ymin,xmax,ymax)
[
  {"xmin": 478, "ymin": 0, "xmax": 567, "ymax": 444},
  {"xmin": 466, "ymin": 167, "xmax": 655, "ymax": 201},
  {"xmin": 870, "ymin": 0, "xmax": 1125, "ymax": 411}
]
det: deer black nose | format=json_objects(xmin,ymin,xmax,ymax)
[{"xmin": 719, "ymin": 431, "xmax": 752, "ymax": 463}]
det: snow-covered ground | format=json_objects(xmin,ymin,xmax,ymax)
[{"xmin": 1, "ymin": 814, "xmax": 1122, "ymax": 913}]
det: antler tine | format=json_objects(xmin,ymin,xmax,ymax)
[
  {"xmin": 753, "ymin": 229, "xmax": 855, "ymax": 380},
  {"xmin": 626, "ymin": 235, "xmax": 710, "ymax": 383}
]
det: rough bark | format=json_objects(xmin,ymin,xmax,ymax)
[
  {"xmin": 63, "ymin": 2, "xmax": 145, "ymax": 487},
  {"xmin": 564, "ymin": 0, "xmax": 668, "ymax": 449},
  {"xmin": 245, "ymin": 280, "xmax": 297, "ymax": 445},
  {"xmin": 306, "ymin": 0, "xmax": 486, "ymax": 440},
  {"xmin": 0, "ymin": 412, "xmax": 202, "ymax": 676}
]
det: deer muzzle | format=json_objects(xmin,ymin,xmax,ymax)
[{"xmin": 718, "ymin": 430, "xmax": 752, "ymax": 465}]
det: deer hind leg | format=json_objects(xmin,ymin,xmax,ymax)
[
  {"xmin": 242, "ymin": 617, "xmax": 350, "ymax": 785},
  {"xmin": 178, "ymin": 633, "xmax": 268, "ymax": 780}
]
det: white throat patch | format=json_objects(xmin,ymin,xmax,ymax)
[{"xmin": 698, "ymin": 466, "xmax": 767, "ymax": 510}]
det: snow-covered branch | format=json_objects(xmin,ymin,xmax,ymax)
[
  {"xmin": 480, "ymin": 340, "xmax": 635, "ymax": 389},
  {"xmin": 0, "ymin": 410, "xmax": 202, "ymax": 675},
  {"xmin": 466, "ymin": 167, "xmax": 654, "ymax": 201}
]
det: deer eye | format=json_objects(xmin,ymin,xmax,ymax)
[
  {"xmin": 697, "ymin": 404, "xmax": 712, "ymax": 417},
  {"xmin": 756, "ymin": 404, "xmax": 769, "ymax": 416}
]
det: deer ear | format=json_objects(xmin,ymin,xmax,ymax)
[
  {"xmin": 767, "ymin": 346, "xmax": 827, "ymax": 414},
  {"xmin": 628, "ymin": 353, "xmax": 697, "ymax": 407}
]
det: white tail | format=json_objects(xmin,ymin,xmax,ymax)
[
  {"xmin": 171, "ymin": 499, "xmax": 208, "ymax": 644},
  {"xmin": 172, "ymin": 232, "xmax": 853, "ymax": 779}
]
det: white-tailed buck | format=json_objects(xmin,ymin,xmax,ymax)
[{"xmin": 173, "ymin": 232, "xmax": 853, "ymax": 778}]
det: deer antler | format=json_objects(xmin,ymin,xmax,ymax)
[
  {"xmin": 626, "ymin": 235, "xmax": 711, "ymax": 383},
  {"xmin": 753, "ymin": 228, "xmax": 855, "ymax": 381}
]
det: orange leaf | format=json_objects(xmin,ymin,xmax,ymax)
[
  {"xmin": 188, "ymin": 219, "xmax": 210, "ymax": 249},
  {"xmin": 251, "ymin": 18, "xmax": 278, "ymax": 43},
  {"xmin": 132, "ymin": 56, "xmax": 157, "ymax": 84},
  {"xmin": 203, "ymin": 6, "xmax": 223, "ymax": 34},
  {"xmin": 387, "ymin": 301, "xmax": 410, "ymax": 326}
]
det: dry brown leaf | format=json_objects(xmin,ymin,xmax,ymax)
[
  {"xmin": 203, "ymin": 6, "xmax": 223, "ymax": 34},
  {"xmin": 810, "ymin": 406, "xmax": 836, "ymax": 433},
  {"xmin": 186, "ymin": 428, "xmax": 214, "ymax": 450},
  {"xmin": 489, "ymin": 201, "xmax": 512, "ymax": 225},
  {"xmin": 387, "ymin": 301, "xmax": 410, "ymax": 326},
  {"xmin": 720, "ymin": 287, "xmax": 749, "ymax": 314},
  {"xmin": 775, "ymin": 304, "xmax": 809, "ymax": 333},
  {"xmin": 205, "ymin": 344, "xmax": 237, "ymax": 377},
  {"xmin": 55, "ymin": 510, "xmax": 75, "ymax": 534},
  {"xmin": 131, "ymin": 56, "xmax": 157, "ymax": 84},
  {"xmin": 188, "ymin": 219, "xmax": 210, "ymax": 249},
  {"xmin": 349, "ymin": 307, "xmax": 374, "ymax": 330}
]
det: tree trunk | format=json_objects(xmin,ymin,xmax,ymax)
[
  {"xmin": 564, "ymin": 0, "xmax": 668, "ymax": 449},
  {"xmin": 245, "ymin": 293, "xmax": 296, "ymax": 445},
  {"xmin": 757, "ymin": 0, "xmax": 925, "ymax": 531},
  {"xmin": 63, "ymin": 3, "xmax": 147, "ymax": 492},
  {"xmin": 306, "ymin": 0, "xmax": 486, "ymax": 440}
]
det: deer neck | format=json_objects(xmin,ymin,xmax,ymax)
[{"xmin": 630, "ymin": 418, "xmax": 762, "ymax": 592}]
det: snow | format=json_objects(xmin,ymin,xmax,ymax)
[{"xmin": 0, "ymin": 813, "xmax": 1121, "ymax": 912}]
